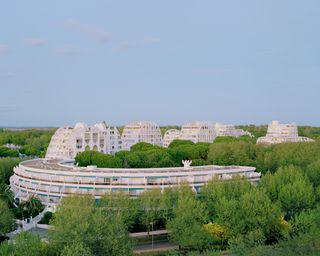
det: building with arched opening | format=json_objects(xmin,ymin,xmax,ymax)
[
  {"xmin": 214, "ymin": 123, "xmax": 251, "ymax": 137},
  {"xmin": 179, "ymin": 122, "xmax": 216, "ymax": 143},
  {"xmin": 45, "ymin": 122, "xmax": 122, "ymax": 160},
  {"xmin": 121, "ymin": 121, "xmax": 162, "ymax": 150},
  {"xmin": 163, "ymin": 129, "xmax": 181, "ymax": 147}
]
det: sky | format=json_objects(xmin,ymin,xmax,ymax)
[{"xmin": 0, "ymin": 1, "xmax": 320, "ymax": 127}]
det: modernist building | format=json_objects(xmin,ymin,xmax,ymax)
[
  {"xmin": 163, "ymin": 129, "xmax": 181, "ymax": 147},
  {"xmin": 179, "ymin": 122, "xmax": 216, "ymax": 143},
  {"xmin": 121, "ymin": 121, "xmax": 162, "ymax": 150},
  {"xmin": 46, "ymin": 122, "xmax": 122, "ymax": 160},
  {"xmin": 45, "ymin": 127, "xmax": 74, "ymax": 160},
  {"xmin": 10, "ymin": 159, "xmax": 261, "ymax": 206},
  {"xmin": 257, "ymin": 120, "xmax": 314, "ymax": 144},
  {"xmin": 214, "ymin": 123, "xmax": 251, "ymax": 137}
]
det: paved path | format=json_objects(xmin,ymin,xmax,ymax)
[
  {"xmin": 130, "ymin": 229, "xmax": 168, "ymax": 237},
  {"xmin": 134, "ymin": 240, "xmax": 178, "ymax": 254},
  {"xmin": 7, "ymin": 209, "xmax": 47, "ymax": 238}
]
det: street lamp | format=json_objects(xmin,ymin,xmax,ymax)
[{"xmin": 150, "ymin": 222, "xmax": 154, "ymax": 250}]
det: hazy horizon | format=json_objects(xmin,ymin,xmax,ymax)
[{"xmin": 1, "ymin": 1, "xmax": 320, "ymax": 126}]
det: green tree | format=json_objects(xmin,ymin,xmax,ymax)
[
  {"xmin": 50, "ymin": 195, "xmax": 132, "ymax": 256},
  {"xmin": 0, "ymin": 158, "xmax": 21, "ymax": 185},
  {"xmin": 91, "ymin": 152, "xmax": 122, "ymax": 168},
  {"xmin": 259, "ymin": 166, "xmax": 315, "ymax": 219},
  {"xmin": 0, "ymin": 199, "xmax": 15, "ymax": 235},
  {"xmin": 99, "ymin": 191, "xmax": 138, "ymax": 229},
  {"xmin": 207, "ymin": 141, "xmax": 255, "ymax": 166},
  {"xmin": 75, "ymin": 150, "xmax": 95, "ymax": 166},
  {"xmin": 0, "ymin": 183, "xmax": 14, "ymax": 207},
  {"xmin": 0, "ymin": 147, "xmax": 19, "ymax": 157},
  {"xmin": 278, "ymin": 179, "xmax": 315, "ymax": 219},
  {"xmin": 8, "ymin": 232, "xmax": 46, "ymax": 256},
  {"xmin": 159, "ymin": 187, "xmax": 179, "ymax": 221},
  {"xmin": 305, "ymin": 160, "xmax": 320, "ymax": 188},
  {"xmin": 200, "ymin": 176, "xmax": 252, "ymax": 218},
  {"xmin": 19, "ymin": 145, "xmax": 40, "ymax": 156},
  {"xmin": 168, "ymin": 140, "xmax": 195, "ymax": 148},
  {"xmin": 130, "ymin": 142, "xmax": 162, "ymax": 152},
  {"xmin": 167, "ymin": 188, "xmax": 210, "ymax": 251},
  {"xmin": 139, "ymin": 188, "xmax": 164, "ymax": 233},
  {"xmin": 61, "ymin": 242, "xmax": 93, "ymax": 256},
  {"xmin": 228, "ymin": 189, "xmax": 283, "ymax": 244},
  {"xmin": 20, "ymin": 195, "xmax": 44, "ymax": 217}
]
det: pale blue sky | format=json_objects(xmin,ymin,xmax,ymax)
[{"xmin": 0, "ymin": 1, "xmax": 319, "ymax": 127}]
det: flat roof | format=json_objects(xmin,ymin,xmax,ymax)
[{"xmin": 20, "ymin": 159, "xmax": 256, "ymax": 175}]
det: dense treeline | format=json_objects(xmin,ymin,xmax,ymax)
[
  {"xmin": 75, "ymin": 140, "xmax": 211, "ymax": 168},
  {"xmin": 76, "ymin": 137, "xmax": 320, "ymax": 178},
  {"xmin": 0, "ymin": 158, "xmax": 21, "ymax": 186},
  {"xmin": 0, "ymin": 147, "xmax": 19, "ymax": 158},
  {"xmin": 298, "ymin": 125, "xmax": 320, "ymax": 139},
  {"xmin": 0, "ymin": 128, "xmax": 55, "ymax": 157},
  {"xmin": 209, "ymin": 137, "xmax": 320, "ymax": 175}
]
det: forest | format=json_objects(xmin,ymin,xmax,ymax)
[{"xmin": 0, "ymin": 129, "xmax": 55, "ymax": 157}]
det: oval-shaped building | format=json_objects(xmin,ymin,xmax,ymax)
[{"xmin": 10, "ymin": 159, "xmax": 260, "ymax": 206}]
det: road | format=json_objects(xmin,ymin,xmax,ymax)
[{"xmin": 134, "ymin": 240, "xmax": 178, "ymax": 254}]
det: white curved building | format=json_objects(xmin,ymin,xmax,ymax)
[
  {"xmin": 10, "ymin": 159, "xmax": 260, "ymax": 206},
  {"xmin": 180, "ymin": 122, "xmax": 216, "ymax": 143},
  {"xmin": 214, "ymin": 123, "xmax": 251, "ymax": 137},
  {"xmin": 121, "ymin": 121, "xmax": 162, "ymax": 150},
  {"xmin": 257, "ymin": 120, "xmax": 314, "ymax": 144},
  {"xmin": 163, "ymin": 129, "xmax": 181, "ymax": 147},
  {"xmin": 46, "ymin": 122, "xmax": 121, "ymax": 160},
  {"xmin": 45, "ymin": 127, "xmax": 74, "ymax": 160}
]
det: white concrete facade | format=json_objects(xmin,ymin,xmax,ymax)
[
  {"xmin": 179, "ymin": 122, "xmax": 216, "ymax": 143},
  {"xmin": 10, "ymin": 159, "xmax": 260, "ymax": 206},
  {"xmin": 45, "ymin": 122, "xmax": 122, "ymax": 160},
  {"xmin": 214, "ymin": 123, "xmax": 251, "ymax": 137},
  {"xmin": 121, "ymin": 121, "xmax": 162, "ymax": 150},
  {"xmin": 163, "ymin": 129, "xmax": 181, "ymax": 147},
  {"xmin": 257, "ymin": 120, "xmax": 314, "ymax": 144},
  {"xmin": 45, "ymin": 127, "xmax": 74, "ymax": 160}
]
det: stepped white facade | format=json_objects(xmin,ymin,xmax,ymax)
[
  {"xmin": 180, "ymin": 122, "xmax": 216, "ymax": 143},
  {"xmin": 45, "ymin": 127, "xmax": 74, "ymax": 160},
  {"xmin": 257, "ymin": 120, "xmax": 314, "ymax": 144},
  {"xmin": 163, "ymin": 129, "xmax": 181, "ymax": 147},
  {"xmin": 121, "ymin": 121, "xmax": 162, "ymax": 150},
  {"xmin": 214, "ymin": 123, "xmax": 251, "ymax": 137},
  {"xmin": 46, "ymin": 122, "xmax": 122, "ymax": 160}
]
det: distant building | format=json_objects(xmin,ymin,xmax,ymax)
[
  {"xmin": 3, "ymin": 144, "xmax": 22, "ymax": 150},
  {"xmin": 214, "ymin": 123, "xmax": 251, "ymax": 137},
  {"xmin": 72, "ymin": 122, "xmax": 121, "ymax": 155},
  {"xmin": 180, "ymin": 122, "xmax": 216, "ymax": 143},
  {"xmin": 45, "ymin": 122, "xmax": 122, "ymax": 160},
  {"xmin": 163, "ymin": 129, "xmax": 181, "ymax": 147},
  {"xmin": 121, "ymin": 121, "xmax": 162, "ymax": 150},
  {"xmin": 257, "ymin": 120, "xmax": 314, "ymax": 144}
]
